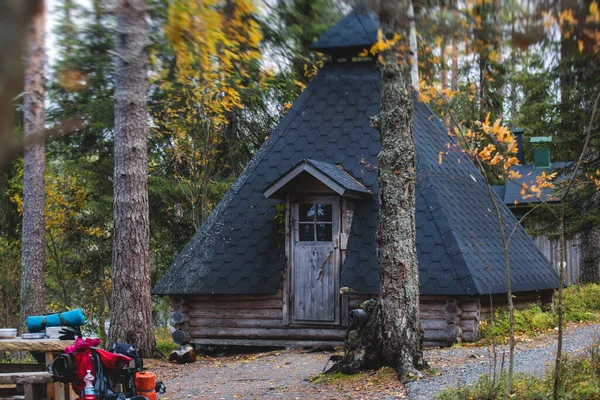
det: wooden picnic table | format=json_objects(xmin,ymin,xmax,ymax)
[{"xmin": 0, "ymin": 337, "xmax": 77, "ymax": 400}]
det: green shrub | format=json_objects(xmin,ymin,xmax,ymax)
[
  {"xmin": 478, "ymin": 284, "xmax": 600, "ymax": 343},
  {"xmin": 563, "ymin": 284, "xmax": 600, "ymax": 323},
  {"xmin": 478, "ymin": 304, "xmax": 557, "ymax": 343},
  {"xmin": 154, "ymin": 326, "xmax": 179, "ymax": 356}
]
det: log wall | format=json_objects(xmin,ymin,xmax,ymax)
[
  {"xmin": 171, "ymin": 289, "xmax": 554, "ymax": 348},
  {"xmin": 170, "ymin": 290, "xmax": 347, "ymax": 348},
  {"xmin": 348, "ymin": 295, "xmax": 480, "ymax": 347}
]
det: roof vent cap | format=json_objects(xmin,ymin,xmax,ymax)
[{"xmin": 530, "ymin": 136, "xmax": 552, "ymax": 169}]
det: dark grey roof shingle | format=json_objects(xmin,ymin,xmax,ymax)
[
  {"xmin": 497, "ymin": 162, "xmax": 570, "ymax": 205},
  {"xmin": 309, "ymin": 5, "xmax": 379, "ymax": 55},
  {"xmin": 153, "ymin": 60, "xmax": 557, "ymax": 296}
]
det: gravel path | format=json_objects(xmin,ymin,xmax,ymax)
[
  {"xmin": 150, "ymin": 323, "xmax": 600, "ymax": 400},
  {"xmin": 405, "ymin": 323, "xmax": 600, "ymax": 399},
  {"xmin": 148, "ymin": 350, "xmax": 405, "ymax": 399}
]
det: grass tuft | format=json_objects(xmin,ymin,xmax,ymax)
[
  {"xmin": 437, "ymin": 344, "xmax": 600, "ymax": 399},
  {"xmin": 478, "ymin": 284, "xmax": 600, "ymax": 343},
  {"xmin": 154, "ymin": 326, "xmax": 180, "ymax": 355}
]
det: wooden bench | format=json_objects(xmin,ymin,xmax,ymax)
[
  {"xmin": 0, "ymin": 338, "xmax": 76, "ymax": 400},
  {"xmin": 0, "ymin": 371, "xmax": 54, "ymax": 399}
]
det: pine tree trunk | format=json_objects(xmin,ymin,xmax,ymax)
[
  {"xmin": 494, "ymin": 0, "xmax": 503, "ymax": 119},
  {"xmin": 450, "ymin": 0, "xmax": 458, "ymax": 92},
  {"xmin": 108, "ymin": 0, "xmax": 156, "ymax": 358},
  {"xmin": 451, "ymin": 40, "xmax": 458, "ymax": 91},
  {"xmin": 580, "ymin": 162, "xmax": 600, "ymax": 283},
  {"xmin": 328, "ymin": 0, "xmax": 425, "ymax": 377},
  {"xmin": 440, "ymin": 42, "xmax": 447, "ymax": 89},
  {"xmin": 580, "ymin": 227, "xmax": 600, "ymax": 282},
  {"xmin": 20, "ymin": 2, "xmax": 46, "ymax": 333}
]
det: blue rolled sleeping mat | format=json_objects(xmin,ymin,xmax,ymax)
[{"xmin": 27, "ymin": 308, "xmax": 86, "ymax": 333}]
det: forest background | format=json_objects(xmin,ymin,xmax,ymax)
[{"xmin": 1, "ymin": 0, "xmax": 599, "ymax": 343}]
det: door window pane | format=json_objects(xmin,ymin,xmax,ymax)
[
  {"xmin": 299, "ymin": 223, "xmax": 314, "ymax": 241},
  {"xmin": 316, "ymin": 224, "xmax": 333, "ymax": 241},
  {"xmin": 316, "ymin": 204, "xmax": 332, "ymax": 222},
  {"xmin": 297, "ymin": 203, "xmax": 334, "ymax": 242},
  {"xmin": 299, "ymin": 204, "xmax": 315, "ymax": 222}
]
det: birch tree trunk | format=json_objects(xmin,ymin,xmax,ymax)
[
  {"xmin": 108, "ymin": 0, "xmax": 156, "ymax": 358},
  {"xmin": 440, "ymin": 42, "xmax": 448, "ymax": 89},
  {"xmin": 328, "ymin": 0, "xmax": 425, "ymax": 377},
  {"xmin": 408, "ymin": 0, "xmax": 419, "ymax": 89},
  {"xmin": 20, "ymin": 1, "xmax": 46, "ymax": 333},
  {"xmin": 451, "ymin": 40, "xmax": 458, "ymax": 91}
]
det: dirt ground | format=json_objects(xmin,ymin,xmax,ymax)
[
  {"xmin": 148, "ymin": 322, "xmax": 600, "ymax": 400},
  {"xmin": 147, "ymin": 349, "xmax": 406, "ymax": 400}
]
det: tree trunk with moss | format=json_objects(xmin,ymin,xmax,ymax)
[
  {"xmin": 327, "ymin": 0, "xmax": 425, "ymax": 377},
  {"xmin": 108, "ymin": 0, "xmax": 156, "ymax": 358},
  {"xmin": 20, "ymin": 2, "xmax": 46, "ymax": 333}
]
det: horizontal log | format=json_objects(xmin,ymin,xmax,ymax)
[
  {"xmin": 460, "ymin": 311, "xmax": 480, "ymax": 321},
  {"xmin": 189, "ymin": 299, "xmax": 283, "ymax": 310},
  {"xmin": 420, "ymin": 303, "xmax": 447, "ymax": 312},
  {"xmin": 188, "ymin": 291, "xmax": 283, "ymax": 302},
  {"xmin": 0, "ymin": 372, "xmax": 53, "ymax": 385},
  {"xmin": 423, "ymin": 329, "xmax": 452, "ymax": 341},
  {"xmin": 192, "ymin": 338, "xmax": 343, "ymax": 348},
  {"xmin": 423, "ymin": 341, "xmax": 447, "ymax": 348},
  {"xmin": 459, "ymin": 319, "xmax": 478, "ymax": 333},
  {"xmin": 0, "ymin": 339, "xmax": 74, "ymax": 352},
  {"xmin": 420, "ymin": 311, "xmax": 450, "ymax": 319},
  {"xmin": 460, "ymin": 302, "xmax": 480, "ymax": 312},
  {"xmin": 420, "ymin": 320, "xmax": 448, "ymax": 330},
  {"xmin": 348, "ymin": 295, "xmax": 372, "ymax": 301},
  {"xmin": 189, "ymin": 327, "xmax": 346, "ymax": 340},
  {"xmin": 0, "ymin": 364, "xmax": 46, "ymax": 373},
  {"xmin": 462, "ymin": 331, "xmax": 477, "ymax": 341},
  {"xmin": 189, "ymin": 318, "xmax": 284, "ymax": 329},
  {"xmin": 188, "ymin": 308, "xmax": 282, "ymax": 320},
  {"xmin": 421, "ymin": 295, "xmax": 467, "ymax": 301}
]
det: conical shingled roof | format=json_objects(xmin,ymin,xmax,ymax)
[
  {"xmin": 309, "ymin": 4, "xmax": 379, "ymax": 56},
  {"xmin": 153, "ymin": 8, "xmax": 558, "ymax": 297}
]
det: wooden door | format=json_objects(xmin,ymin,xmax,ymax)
[{"xmin": 291, "ymin": 197, "xmax": 340, "ymax": 324}]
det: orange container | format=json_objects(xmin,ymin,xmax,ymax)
[
  {"xmin": 135, "ymin": 371, "xmax": 157, "ymax": 399},
  {"xmin": 137, "ymin": 389, "xmax": 157, "ymax": 400}
]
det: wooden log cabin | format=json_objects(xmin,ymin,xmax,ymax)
[
  {"xmin": 153, "ymin": 5, "xmax": 558, "ymax": 348},
  {"xmin": 492, "ymin": 131, "xmax": 583, "ymax": 284}
]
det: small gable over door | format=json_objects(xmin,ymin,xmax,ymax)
[
  {"xmin": 264, "ymin": 159, "xmax": 371, "ymax": 325},
  {"xmin": 262, "ymin": 159, "xmax": 371, "ymax": 200}
]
